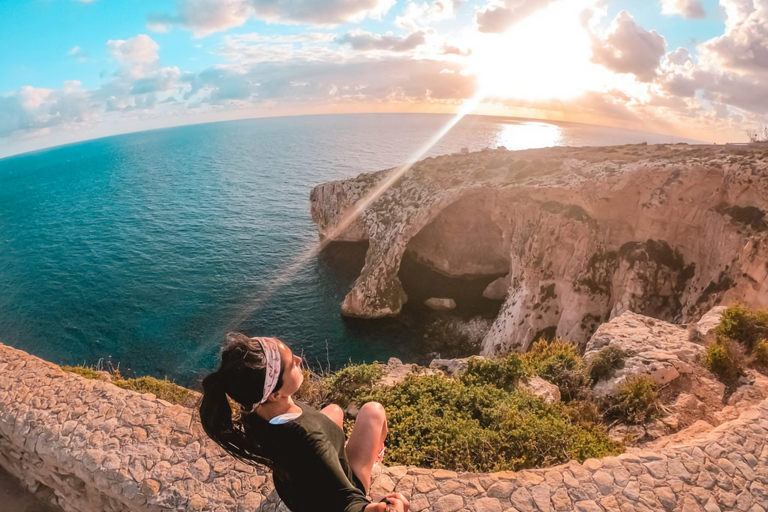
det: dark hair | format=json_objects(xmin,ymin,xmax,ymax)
[{"xmin": 198, "ymin": 332, "xmax": 285, "ymax": 469}]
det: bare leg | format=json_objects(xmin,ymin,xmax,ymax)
[
  {"xmin": 345, "ymin": 402, "xmax": 388, "ymax": 495},
  {"xmin": 320, "ymin": 404, "xmax": 344, "ymax": 430}
]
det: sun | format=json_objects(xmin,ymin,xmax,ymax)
[{"xmin": 469, "ymin": 1, "xmax": 606, "ymax": 102}]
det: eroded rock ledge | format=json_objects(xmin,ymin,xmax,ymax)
[
  {"xmin": 310, "ymin": 143, "xmax": 768, "ymax": 355},
  {"xmin": 3, "ymin": 342, "xmax": 768, "ymax": 512}
]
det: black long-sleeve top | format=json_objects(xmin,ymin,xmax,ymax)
[{"xmin": 245, "ymin": 401, "xmax": 371, "ymax": 512}]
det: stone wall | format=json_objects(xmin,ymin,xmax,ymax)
[{"xmin": 2, "ymin": 343, "xmax": 767, "ymax": 512}]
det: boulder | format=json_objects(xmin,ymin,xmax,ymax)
[
  {"xmin": 428, "ymin": 357, "xmax": 484, "ymax": 376},
  {"xmin": 424, "ymin": 298, "xmax": 457, "ymax": 311},
  {"xmin": 585, "ymin": 310, "xmax": 714, "ymax": 396},
  {"xmin": 521, "ymin": 376, "xmax": 561, "ymax": 404},
  {"xmin": 482, "ymin": 275, "xmax": 511, "ymax": 300},
  {"xmin": 378, "ymin": 358, "xmax": 438, "ymax": 387}
]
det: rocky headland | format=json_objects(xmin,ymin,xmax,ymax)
[{"xmin": 311, "ymin": 143, "xmax": 768, "ymax": 356}]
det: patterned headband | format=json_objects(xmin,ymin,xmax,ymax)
[{"xmin": 254, "ymin": 337, "xmax": 282, "ymax": 405}]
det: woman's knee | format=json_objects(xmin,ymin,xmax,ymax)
[
  {"xmin": 359, "ymin": 401, "xmax": 386, "ymax": 423},
  {"xmin": 321, "ymin": 404, "xmax": 344, "ymax": 427}
]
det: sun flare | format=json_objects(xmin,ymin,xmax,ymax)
[{"xmin": 470, "ymin": 2, "xmax": 605, "ymax": 102}]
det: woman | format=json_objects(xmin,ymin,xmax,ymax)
[{"xmin": 199, "ymin": 332, "xmax": 410, "ymax": 512}]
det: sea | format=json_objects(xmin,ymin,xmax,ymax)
[{"xmin": 0, "ymin": 113, "xmax": 699, "ymax": 388}]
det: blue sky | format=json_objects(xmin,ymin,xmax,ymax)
[{"xmin": 1, "ymin": 0, "xmax": 766, "ymax": 157}]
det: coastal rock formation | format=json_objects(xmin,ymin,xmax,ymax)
[
  {"xmin": 3, "ymin": 343, "xmax": 768, "ymax": 512},
  {"xmin": 310, "ymin": 144, "xmax": 768, "ymax": 355},
  {"xmin": 584, "ymin": 310, "xmax": 709, "ymax": 397}
]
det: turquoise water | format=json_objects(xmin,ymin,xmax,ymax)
[{"xmin": 0, "ymin": 114, "xmax": 696, "ymax": 387}]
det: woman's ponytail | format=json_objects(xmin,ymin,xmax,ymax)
[{"xmin": 199, "ymin": 370, "xmax": 274, "ymax": 469}]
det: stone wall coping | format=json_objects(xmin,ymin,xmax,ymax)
[{"xmin": 1, "ymin": 343, "xmax": 767, "ymax": 512}]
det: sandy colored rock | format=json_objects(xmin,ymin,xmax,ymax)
[
  {"xmin": 424, "ymin": 297, "xmax": 457, "ymax": 311},
  {"xmin": 521, "ymin": 376, "xmax": 561, "ymax": 404},
  {"xmin": 310, "ymin": 144, "xmax": 768, "ymax": 356}
]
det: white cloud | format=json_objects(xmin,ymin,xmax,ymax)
[
  {"xmin": 698, "ymin": 0, "xmax": 768, "ymax": 72},
  {"xmin": 149, "ymin": 0, "xmax": 397, "ymax": 37},
  {"xmin": 396, "ymin": 1, "xmax": 461, "ymax": 31},
  {"xmin": 590, "ymin": 11, "xmax": 667, "ymax": 82},
  {"xmin": 336, "ymin": 30, "xmax": 427, "ymax": 52},
  {"xmin": 476, "ymin": 0, "xmax": 557, "ymax": 33},
  {"xmin": 107, "ymin": 34, "xmax": 161, "ymax": 80},
  {"xmin": 68, "ymin": 46, "xmax": 89, "ymax": 62},
  {"xmin": 660, "ymin": 0, "xmax": 706, "ymax": 19}
]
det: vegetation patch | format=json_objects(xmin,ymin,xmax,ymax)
[
  {"xmin": 522, "ymin": 339, "xmax": 587, "ymax": 402},
  {"xmin": 322, "ymin": 362, "xmax": 383, "ymax": 407},
  {"xmin": 113, "ymin": 376, "xmax": 191, "ymax": 405},
  {"xmin": 605, "ymin": 377, "xmax": 662, "ymax": 425},
  {"xmin": 61, "ymin": 365, "xmax": 102, "ymax": 380},
  {"xmin": 754, "ymin": 339, "xmax": 768, "ymax": 367},
  {"xmin": 716, "ymin": 304, "xmax": 768, "ymax": 351},
  {"xmin": 703, "ymin": 340, "xmax": 744, "ymax": 389},
  {"xmin": 586, "ymin": 345, "xmax": 631, "ymax": 384},
  {"xmin": 61, "ymin": 364, "xmax": 192, "ymax": 406},
  {"xmin": 357, "ymin": 372, "xmax": 622, "ymax": 472}
]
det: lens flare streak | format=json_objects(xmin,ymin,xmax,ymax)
[{"xmin": 230, "ymin": 93, "xmax": 485, "ymax": 329}]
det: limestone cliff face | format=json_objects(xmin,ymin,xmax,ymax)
[{"xmin": 310, "ymin": 143, "xmax": 768, "ymax": 355}]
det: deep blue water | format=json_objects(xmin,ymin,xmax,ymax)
[{"xmin": 0, "ymin": 114, "xmax": 697, "ymax": 387}]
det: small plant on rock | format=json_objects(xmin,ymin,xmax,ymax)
[
  {"xmin": 607, "ymin": 377, "xmax": 662, "ymax": 425},
  {"xmin": 586, "ymin": 345, "xmax": 630, "ymax": 384},
  {"xmin": 703, "ymin": 339, "xmax": 744, "ymax": 387},
  {"xmin": 716, "ymin": 304, "xmax": 768, "ymax": 351},
  {"xmin": 113, "ymin": 376, "xmax": 191, "ymax": 405},
  {"xmin": 61, "ymin": 365, "xmax": 102, "ymax": 380},
  {"xmin": 754, "ymin": 339, "xmax": 768, "ymax": 366},
  {"xmin": 523, "ymin": 338, "xmax": 588, "ymax": 402}
]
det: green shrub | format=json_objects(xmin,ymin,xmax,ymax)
[
  {"xmin": 586, "ymin": 345, "xmax": 630, "ymax": 383},
  {"xmin": 113, "ymin": 376, "xmax": 191, "ymax": 405},
  {"xmin": 460, "ymin": 354, "xmax": 526, "ymax": 392},
  {"xmin": 607, "ymin": 377, "xmax": 662, "ymax": 424},
  {"xmin": 703, "ymin": 340, "xmax": 743, "ymax": 386},
  {"xmin": 323, "ymin": 362, "xmax": 383, "ymax": 407},
  {"xmin": 357, "ymin": 372, "xmax": 623, "ymax": 472},
  {"xmin": 716, "ymin": 305, "xmax": 768, "ymax": 351},
  {"xmin": 523, "ymin": 339, "xmax": 588, "ymax": 402},
  {"xmin": 61, "ymin": 365, "xmax": 102, "ymax": 380},
  {"xmin": 754, "ymin": 339, "xmax": 768, "ymax": 366}
]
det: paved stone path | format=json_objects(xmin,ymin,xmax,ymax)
[{"xmin": 1, "ymin": 343, "xmax": 767, "ymax": 512}]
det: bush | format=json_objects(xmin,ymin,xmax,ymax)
[
  {"xmin": 62, "ymin": 363, "xmax": 192, "ymax": 406},
  {"xmin": 607, "ymin": 377, "xmax": 662, "ymax": 424},
  {"xmin": 586, "ymin": 345, "xmax": 630, "ymax": 384},
  {"xmin": 460, "ymin": 354, "xmax": 526, "ymax": 392},
  {"xmin": 754, "ymin": 339, "xmax": 768, "ymax": 366},
  {"xmin": 356, "ymin": 372, "xmax": 622, "ymax": 472},
  {"xmin": 323, "ymin": 362, "xmax": 383, "ymax": 407},
  {"xmin": 61, "ymin": 365, "xmax": 102, "ymax": 380},
  {"xmin": 294, "ymin": 368, "xmax": 329, "ymax": 409},
  {"xmin": 716, "ymin": 305, "xmax": 768, "ymax": 351},
  {"xmin": 523, "ymin": 339, "xmax": 588, "ymax": 402},
  {"xmin": 113, "ymin": 376, "xmax": 191, "ymax": 405},
  {"xmin": 703, "ymin": 340, "xmax": 744, "ymax": 386}
]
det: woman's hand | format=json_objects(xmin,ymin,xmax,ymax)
[
  {"xmin": 363, "ymin": 493, "xmax": 410, "ymax": 512},
  {"xmin": 385, "ymin": 493, "xmax": 410, "ymax": 512}
]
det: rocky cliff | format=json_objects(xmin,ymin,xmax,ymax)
[{"xmin": 310, "ymin": 143, "xmax": 768, "ymax": 355}]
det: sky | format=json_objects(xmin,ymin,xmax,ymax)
[{"xmin": 0, "ymin": 0, "xmax": 766, "ymax": 157}]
